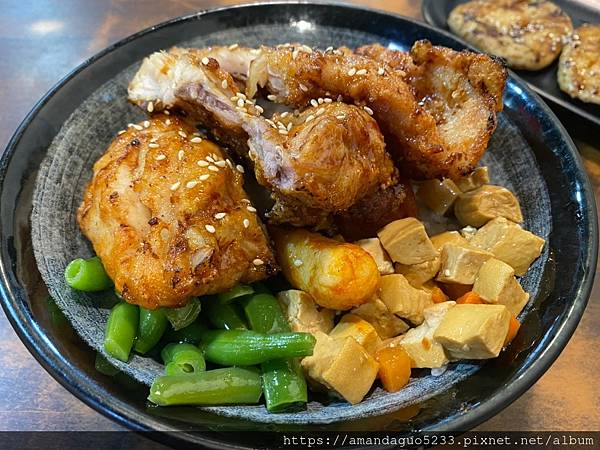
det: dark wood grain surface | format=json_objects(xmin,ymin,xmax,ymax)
[{"xmin": 0, "ymin": 0, "xmax": 598, "ymax": 433}]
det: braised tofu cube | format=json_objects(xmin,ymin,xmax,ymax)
[
  {"xmin": 470, "ymin": 217, "xmax": 545, "ymax": 276},
  {"xmin": 379, "ymin": 274, "xmax": 433, "ymax": 325},
  {"xmin": 452, "ymin": 167, "xmax": 489, "ymax": 192},
  {"xmin": 430, "ymin": 231, "xmax": 469, "ymax": 252},
  {"xmin": 277, "ymin": 290, "xmax": 335, "ymax": 334},
  {"xmin": 301, "ymin": 332, "xmax": 379, "ymax": 404},
  {"xmin": 417, "ymin": 178, "xmax": 462, "ymax": 215},
  {"xmin": 472, "ymin": 258, "xmax": 530, "ymax": 316},
  {"xmin": 454, "ymin": 185, "xmax": 523, "ymax": 227},
  {"xmin": 398, "ymin": 301, "xmax": 456, "ymax": 368},
  {"xmin": 436, "ymin": 243, "xmax": 494, "ymax": 285},
  {"xmin": 330, "ymin": 314, "xmax": 381, "ymax": 354},
  {"xmin": 377, "ymin": 218, "xmax": 438, "ymax": 265},
  {"xmin": 354, "ymin": 238, "xmax": 394, "ymax": 275},
  {"xmin": 352, "ymin": 297, "xmax": 409, "ymax": 339},
  {"xmin": 395, "ymin": 257, "xmax": 441, "ymax": 287},
  {"xmin": 433, "ymin": 304, "xmax": 511, "ymax": 359}
]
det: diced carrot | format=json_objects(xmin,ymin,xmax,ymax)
[
  {"xmin": 504, "ymin": 316, "xmax": 521, "ymax": 346},
  {"xmin": 456, "ymin": 291, "xmax": 484, "ymax": 305},
  {"xmin": 430, "ymin": 284, "xmax": 449, "ymax": 303},
  {"xmin": 440, "ymin": 283, "xmax": 472, "ymax": 300},
  {"xmin": 374, "ymin": 346, "xmax": 411, "ymax": 393}
]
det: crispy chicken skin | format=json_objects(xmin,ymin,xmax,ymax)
[
  {"xmin": 128, "ymin": 48, "xmax": 396, "ymax": 226},
  {"xmin": 558, "ymin": 24, "xmax": 600, "ymax": 105},
  {"xmin": 77, "ymin": 115, "xmax": 277, "ymax": 309},
  {"xmin": 358, "ymin": 41, "xmax": 506, "ymax": 177},
  {"xmin": 447, "ymin": 0, "xmax": 573, "ymax": 71}
]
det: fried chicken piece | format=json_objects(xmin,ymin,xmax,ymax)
[
  {"xmin": 236, "ymin": 43, "xmax": 505, "ymax": 179},
  {"xmin": 448, "ymin": 0, "xmax": 573, "ymax": 71},
  {"xmin": 558, "ymin": 24, "xmax": 600, "ymax": 105},
  {"xmin": 358, "ymin": 41, "xmax": 507, "ymax": 176},
  {"xmin": 128, "ymin": 49, "xmax": 396, "ymax": 227},
  {"xmin": 77, "ymin": 115, "xmax": 277, "ymax": 309}
]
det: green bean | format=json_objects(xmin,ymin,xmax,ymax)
[
  {"xmin": 134, "ymin": 308, "xmax": 168, "ymax": 354},
  {"xmin": 202, "ymin": 330, "xmax": 315, "ymax": 366},
  {"xmin": 217, "ymin": 284, "xmax": 254, "ymax": 303},
  {"xmin": 94, "ymin": 352, "xmax": 119, "ymax": 376},
  {"xmin": 64, "ymin": 256, "xmax": 113, "ymax": 292},
  {"xmin": 103, "ymin": 302, "xmax": 139, "ymax": 362},
  {"xmin": 163, "ymin": 297, "xmax": 201, "ymax": 330},
  {"xmin": 243, "ymin": 293, "xmax": 307, "ymax": 412},
  {"xmin": 148, "ymin": 367, "xmax": 262, "ymax": 406},
  {"xmin": 161, "ymin": 343, "xmax": 206, "ymax": 375},
  {"xmin": 162, "ymin": 321, "xmax": 207, "ymax": 345},
  {"xmin": 204, "ymin": 297, "xmax": 248, "ymax": 330}
]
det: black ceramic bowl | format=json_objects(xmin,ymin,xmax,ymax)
[{"xmin": 0, "ymin": 2, "xmax": 597, "ymax": 447}]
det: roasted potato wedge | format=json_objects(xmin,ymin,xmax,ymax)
[{"xmin": 271, "ymin": 227, "xmax": 380, "ymax": 310}]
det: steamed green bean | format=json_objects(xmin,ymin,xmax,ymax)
[
  {"xmin": 65, "ymin": 256, "xmax": 113, "ymax": 292},
  {"xmin": 104, "ymin": 302, "xmax": 139, "ymax": 362}
]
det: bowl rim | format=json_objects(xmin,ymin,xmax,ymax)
[{"xmin": 0, "ymin": 0, "xmax": 597, "ymax": 443}]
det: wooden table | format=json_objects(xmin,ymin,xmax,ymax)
[{"xmin": 1, "ymin": 0, "xmax": 598, "ymax": 434}]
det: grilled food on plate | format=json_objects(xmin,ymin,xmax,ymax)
[
  {"xmin": 62, "ymin": 40, "xmax": 550, "ymax": 412},
  {"xmin": 448, "ymin": 0, "xmax": 573, "ymax": 70},
  {"xmin": 558, "ymin": 24, "xmax": 600, "ymax": 105},
  {"xmin": 77, "ymin": 114, "xmax": 276, "ymax": 309}
]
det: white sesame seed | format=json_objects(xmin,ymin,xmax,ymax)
[
  {"xmin": 255, "ymin": 105, "xmax": 264, "ymax": 114},
  {"xmin": 178, "ymin": 131, "xmax": 187, "ymax": 138},
  {"xmin": 265, "ymin": 119, "xmax": 276, "ymax": 126},
  {"xmin": 444, "ymin": 269, "xmax": 451, "ymax": 277},
  {"xmin": 293, "ymin": 259, "xmax": 303, "ymax": 267},
  {"xmin": 299, "ymin": 83, "xmax": 308, "ymax": 92},
  {"xmin": 150, "ymin": 137, "xmax": 158, "ymax": 142},
  {"xmin": 164, "ymin": 110, "xmax": 170, "ymax": 115},
  {"xmin": 278, "ymin": 129, "xmax": 288, "ymax": 135},
  {"xmin": 246, "ymin": 205, "xmax": 257, "ymax": 212},
  {"xmin": 215, "ymin": 160, "xmax": 227, "ymax": 167},
  {"xmin": 336, "ymin": 114, "xmax": 346, "ymax": 120},
  {"xmin": 292, "ymin": 50, "xmax": 299, "ymax": 60},
  {"xmin": 245, "ymin": 99, "xmax": 253, "ymax": 105},
  {"xmin": 280, "ymin": 111, "xmax": 289, "ymax": 118},
  {"xmin": 186, "ymin": 180, "xmax": 199, "ymax": 189},
  {"xmin": 132, "ymin": 124, "xmax": 143, "ymax": 131},
  {"xmin": 316, "ymin": 107, "xmax": 326, "ymax": 116},
  {"xmin": 287, "ymin": 122, "xmax": 292, "ymax": 131},
  {"xmin": 237, "ymin": 93, "xmax": 247, "ymax": 100},
  {"xmin": 226, "ymin": 159, "xmax": 233, "ymax": 168},
  {"xmin": 236, "ymin": 164, "xmax": 245, "ymax": 173},
  {"xmin": 243, "ymin": 219, "xmax": 250, "ymax": 228},
  {"xmin": 170, "ymin": 181, "xmax": 181, "ymax": 191},
  {"xmin": 231, "ymin": 96, "xmax": 239, "ymax": 102},
  {"xmin": 267, "ymin": 94, "xmax": 277, "ymax": 101},
  {"xmin": 199, "ymin": 174, "xmax": 210, "ymax": 181},
  {"xmin": 221, "ymin": 79, "xmax": 228, "ymax": 89},
  {"xmin": 165, "ymin": 119, "xmax": 171, "ymax": 126},
  {"xmin": 310, "ymin": 99, "xmax": 318, "ymax": 107},
  {"xmin": 237, "ymin": 98, "xmax": 245, "ymax": 108},
  {"xmin": 214, "ymin": 212, "xmax": 226, "ymax": 219},
  {"xmin": 190, "ymin": 137, "xmax": 203, "ymax": 143},
  {"xmin": 147, "ymin": 101, "xmax": 154, "ymax": 112},
  {"xmin": 205, "ymin": 224, "xmax": 216, "ymax": 233},
  {"xmin": 155, "ymin": 154, "xmax": 166, "ymax": 161},
  {"xmin": 228, "ymin": 43, "xmax": 239, "ymax": 50},
  {"xmin": 178, "ymin": 150, "xmax": 184, "ymax": 160},
  {"xmin": 253, "ymin": 258, "xmax": 264, "ymax": 266},
  {"xmin": 118, "ymin": 129, "xmax": 126, "ymax": 135},
  {"xmin": 197, "ymin": 160, "xmax": 209, "ymax": 167},
  {"xmin": 201, "ymin": 57, "xmax": 210, "ymax": 65},
  {"xmin": 143, "ymin": 120, "xmax": 150, "ymax": 128},
  {"xmin": 318, "ymin": 98, "xmax": 324, "ymax": 104},
  {"xmin": 325, "ymin": 46, "xmax": 333, "ymax": 53},
  {"xmin": 347, "ymin": 68, "xmax": 357, "ymax": 76},
  {"xmin": 149, "ymin": 143, "xmax": 159, "ymax": 148},
  {"xmin": 250, "ymin": 48, "xmax": 261, "ymax": 55},
  {"xmin": 208, "ymin": 165, "xmax": 219, "ymax": 172},
  {"xmin": 363, "ymin": 106, "xmax": 374, "ymax": 115},
  {"xmin": 377, "ymin": 67, "xmax": 385, "ymax": 76},
  {"xmin": 305, "ymin": 114, "xmax": 315, "ymax": 123},
  {"xmin": 323, "ymin": 98, "xmax": 332, "ymax": 103},
  {"xmin": 206, "ymin": 156, "xmax": 215, "ymax": 163},
  {"xmin": 356, "ymin": 68, "xmax": 367, "ymax": 75}
]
